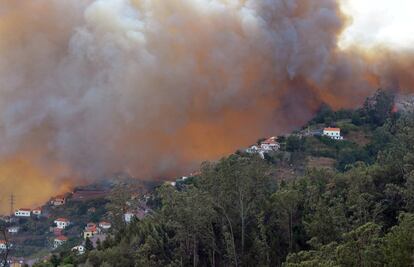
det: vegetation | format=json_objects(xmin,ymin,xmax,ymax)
[{"xmin": 36, "ymin": 90, "xmax": 414, "ymax": 266}]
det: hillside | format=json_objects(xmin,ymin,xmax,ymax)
[{"xmin": 7, "ymin": 90, "xmax": 414, "ymax": 267}]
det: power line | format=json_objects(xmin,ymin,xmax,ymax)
[{"xmin": 9, "ymin": 193, "xmax": 15, "ymax": 216}]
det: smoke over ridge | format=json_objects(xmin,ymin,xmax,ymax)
[{"xmin": 0, "ymin": 0, "xmax": 413, "ymax": 212}]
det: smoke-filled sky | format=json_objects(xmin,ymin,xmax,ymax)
[{"xmin": 0, "ymin": 0, "xmax": 413, "ymax": 213}]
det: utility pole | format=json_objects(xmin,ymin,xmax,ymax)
[{"xmin": 9, "ymin": 193, "xmax": 15, "ymax": 216}]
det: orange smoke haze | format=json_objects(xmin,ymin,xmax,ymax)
[
  {"xmin": 0, "ymin": 0, "xmax": 414, "ymax": 213},
  {"xmin": 0, "ymin": 155, "xmax": 72, "ymax": 214}
]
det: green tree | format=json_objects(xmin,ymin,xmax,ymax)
[
  {"xmin": 382, "ymin": 213, "xmax": 414, "ymax": 266},
  {"xmin": 85, "ymin": 237, "xmax": 94, "ymax": 252}
]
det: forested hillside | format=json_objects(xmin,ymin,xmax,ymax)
[{"xmin": 36, "ymin": 91, "xmax": 414, "ymax": 267}]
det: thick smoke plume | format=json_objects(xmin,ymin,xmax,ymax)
[{"xmin": 0, "ymin": 0, "xmax": 413, "ymax": 213}]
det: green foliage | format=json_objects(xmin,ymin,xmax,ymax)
[
  {"xmin": 40, "ymin": 92, "xmax": 414, "ymax": 267},
  {"xmin": 85, "ymin": 237, "xmax": 94, "ymax": 251}
]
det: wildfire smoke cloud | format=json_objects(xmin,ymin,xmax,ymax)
[{"xmin": 0, "ymin": 0, "xmax": 413, "ymax": 213}]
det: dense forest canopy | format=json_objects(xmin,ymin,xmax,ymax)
[{"xmin": 35, "ymin": 91, "xmax": 414, "ymax": 266}]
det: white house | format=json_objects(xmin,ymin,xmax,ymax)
[
  {"xmin": 260, "ymin": 137, "xmax": 280, "ymax": 151},
  {"xmin": 0, "ymin": 240, "xmax": 7, "ymax": 250},
  {"xmin": 246, "ymin": 137, "xmax": 280, "ymax": 159},
  {"xmin": 7, "ymin": 226, "xmax": 19, "ymax": 234},
  {"xmin": 124, "ymin": 212, "xmax": 135, "ymax": 223},
  {"xmin": 323, "ymin": 128, "xmax": 343, "ymax": 140},
  {"xmin": 14, "ymin": 208, "xmax": 31, "ymax": 217},
  {"xmin": 72, "ymin": 245, "xmax": 85, "ymax": 255},
  {"xmin": 99, "ymin": 221, "xmax": 111, "ymax": 230},
  {"xmin": 54, "ymin": 236, "xmax": 67, "ymax": 248},
  {"xmin": 54, "ymin": 218, "xmax": 70, "ymax": 229},
  {"xmin": 246, "ymin": 145, "xmax": 259, "ymax": 153},
  {"xmin": 32, "ymin": 208, "xmax": 42, "ymax": 216}
]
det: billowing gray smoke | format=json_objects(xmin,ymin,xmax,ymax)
[{"xmin": 0, "ymin": 0, "xmax": 412, "ymax": 212}]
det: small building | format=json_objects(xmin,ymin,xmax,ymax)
[
  {"xmin": 14, "ymin": 208, "xmax": 31, "ymax": 217},
  {"xmin": 54, "ymin": 218, "xmax": 70, "ymax": 229},
  {"xmin": 124, "ymin": 212, "xmax": 136, "ymax": 223},
  {"xmin": 51, "ymin": 195, "xmax": 66, "ymax": 206},
  {"xmin": 54, "ymin": 236, "xmax": 68, "ymax": 248},
  {"xmin": 0, "ymin": 240, "xmax": 7, "ymax": 250},
  {"xmin": 7, "ymin": 226, "xmax": 19, "ymax": 234},
  {"xmin": 32, "ymin": 208, "xmax": 42, "ymax": 216},
  {"xmin": 83, "ymin": 223, "xmax": 100, "ymax": 239},
  {"xmin": 99, "ymin": 221, "xmax": 111, "ymax": 230},
  {"xmin": 323, "ymin": 128, "xmax": 343, "ymax": 140},
  {"xmin": 260, "ymin": 137, "xmax": 280, "ymax": 151},
  {"xmin": 71, "ymin": 245, "xmax": 85, "ymax": 255}
]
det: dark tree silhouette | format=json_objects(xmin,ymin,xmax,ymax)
[{"xmin": 0, "ymin": 227, "xmax": 9, "ymax": 267}]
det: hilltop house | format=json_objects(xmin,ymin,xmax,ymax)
[
  {"xmin": 0, "ymin": 240, "xmax": 7, "ymax": 250},
  {"xmin": 54, "ymin": 218, "xmax": 70, "ymax": 229},
  {"xmin": 54, "ymin": 236, "xmax": 68, "ymax": 248},
  {"xmin": 323, "ymin": 128, "xmax": 343, "ymax": 140},
  {"xmin": 246, "ymin": 136, "xmax": 280, "ymax": 158},
  {"xmin": 51, "ymin": 195, "xmax": 66, "ymax": 206},
  {"xmin": 260, "ymin": 137, "xmax": 281, "ymax": 151},
  {"xmin": 14, "ymin": 208, "xmax": 31, "ymax": 217}
]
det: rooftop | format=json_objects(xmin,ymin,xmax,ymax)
[
  {"xmin": 16, "ymin": 208, "xmax": 31, "ymax": 212},
  {"xmin": 55, "ymin": 236, "xmax": 68, "ymax": 241},
  {"xmin": 324, "ymin": 127, "xmax": 340, "ymax": 132},
  {"xmin": 55, "ymin": 218, "xmax": 69, "ymax": 222}
]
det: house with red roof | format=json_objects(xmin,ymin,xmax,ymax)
[
  {"xmin": 14, "ymin": 208, "xmax": 31, "ymax": 217},
  {"xmin": 83, "ymin": 223, "xmax": 101, "ymax": 239},
  {"xmin": 260, "ymin": 137, "xmax": 281, "ymax": 151},
  {"xmin": 323, "ymin": 127, "xmax": 343, "ymax": 140},
  {"xmin": 54, "ymin": 218, "xmax": 70, "ymax": 229}
]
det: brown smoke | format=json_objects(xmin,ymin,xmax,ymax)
[{"xmin": 0, "ymin": 0, "xmax": 413, "ymax": 213}]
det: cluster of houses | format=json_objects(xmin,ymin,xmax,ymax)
[
  {"xmin": 246, "ymin": 136, "xmax": 281, "ymax": 158},
  {"xmin": 51, "ymin": 217, "xmax": 112, "ymax": 249},
  {"xmin": 246, "ymin": 128, "xmax": 344, "ymax": 158}
]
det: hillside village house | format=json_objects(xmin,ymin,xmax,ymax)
[
  {"xmin": 54, "ymin": 218, "xmax": 70, "ymax": 229},
  {"xmin": 72, "ymin": 245, "xmax": 85, "ymax": 255},
  {"xmin": 51, "ymin": 195, "xmax": 66, "ymax": 206},
  {"xmin": 7, "ymin": 226, "xmax": 19, "ymax": 234},
  {"xmin": 54, "ymin": 236, "xmax": 68, "ymax": 248},
  {"xmin": 0, "ymin": 240, "xmax": 7, "ymax": 250},
  {"xmin": 32, "ymin": 208, "xmax": 42, "ymax": 216},
  {"xmin": 323, "ymin": 128, "xmax": 343, "ymax": 140},
  {"xmin": 99, "ymin": 221, "xmax": 111, "ymax": 230},
  {"xmin": 124, "ymin": 211, "xmax": 135, "ymax": 223},
  {"xmin": 14, "ymin": 208, "xmax": 31, "ymax": 217},
  {"xmin": 83, "ymin": 223, "xmax": 100, "ymax": 239},
  {"xmin": 260, "ymin": 137, "xmax": 281, "ymax": 151},
  {"xmin": 246, "ymin": 136, "xmax": 280, "ymax": 158}
]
